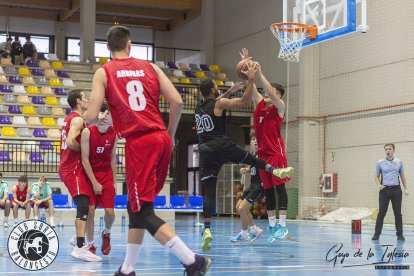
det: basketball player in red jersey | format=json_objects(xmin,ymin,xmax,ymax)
[
  {"xmin": 81, "ymin": 101, "xmax": 117, "ymax": 256},
  {"xmin": 240, "ymin": 48, "xmax": 294, "ymax": 243},
  {"xmin": 85, "ymin": 26, "xmax": 211, "ymax": 276},
  {"xmin": 59, "ymin": 89, "xmax": 101, "ymax": 262},
  {"xmin": 10, "ymin": 175, "xmax": 31, "ymax": 227}
]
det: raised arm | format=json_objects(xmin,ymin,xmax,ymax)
[
  {"xmin": 86, "ymin": 68, "xmax": 107, "ymax": 125},
  {"xmin": 216, "ymin": 82, "xmax": 244, "ymax": 100},
  {"xmin": 66, "ymin": 117, "xmax": 84, "ymax": 152},
  {"xmin": 252, "ymin": 83, "xmax": 264, "ymax": 108},
  {"xmin": 257, "ymin": 63, "xmax": 285, "ymax": 116}
]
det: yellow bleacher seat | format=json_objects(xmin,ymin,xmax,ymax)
[
  {"xmin": 49, "ymin": 78, "xmax": 62, "ymax": 86},
  {"xmin": 47, "ymin": 129, "xmax": 61, "ymax": 138},
  {"xmin": 43, "ymin": 117, "xmax": 57, "ymax": 127},
  {"xmin": 216, "ymin": 72, "xmax": 227, "ymax": 80},
  {"xmin": 195, "ymin": 71, "xmax": 207, "ymax": 79},
  {"xmin": 169, "ymin": 77, "xmax": 179, "ymax": 83},
  {"xmin": 45, "ymin": 97, "xmax": 59, "ymax": 105},
  {"xmin": 17, "ymin": 95, "xmax": 31, "ymax": 104},
  {"xmin": 1, "ymin": 58, "xmax": 12, "ymax": 66},
  {"xmin": 22, "ymin": 77, "xmax": 35, "ymax": 85},
  {"xmin": 52, "ymin": 141, "xmax": 61, "ymax": 151},
  {"xmin": 180, "ymin": 78, "xmax": 191, "ymax": 85},
  {"xmin": 0, "ymin": 75, "xmax": 7, "ymax": 83},
  {"xmin": 214, "ymin": 80, "xmax": 224, "ymax": 86},
  {"xmin": 27, "ymin": 86, "xmax": 40, "ymax": 94},
  {"xmin": 2, "ymin": 126, "xmax": 17, "ymax": 136},
  {"xmin": 0, "ymin": 97, "xmax": 3, "ymax": 103},
  {"xmin": 40, "ymin": 86, "xmax": 53, "ymax": 95},
  {"xmin": 209, "ymin": 64, "xmax": 221, "ymax": 73},
  {"xmin": 22, "ymin": 106, "xmax": 37, "ymax": 115},
  {"xmin": 44, "ymin": 69, "xmax": 56, "ymax": 77},
  {"xmin": 18, "ymin": 67, "xmax": 31, "ymax": 76},
  {"xmin": 51, "ymin": 61, "xmax": 63, "ymax": 69},
  {"xmin": 99, "ymin": 57, "xmax": 108, "ymax": 64},
  {"xmin": 13, "ymin": 151, "xmax": 27, "ymax": 163},
  {"xmin": 39, "ymin": 60, "xmax": 51, "ymax": 68},
  {"xmin": 28, "ymin": 117, "xmax": 41, "ymax": 126},
  {"xmin": 51, "ymin": 107, "xmax": 65, "ymax": 116}
]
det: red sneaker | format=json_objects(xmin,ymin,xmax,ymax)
[
  {"xmin": 88, "ymin": 243, "xmax": 97, "ymax": 254},
  {"xmin": 101, "ymin": 231, "xmax": 111, "ymax": 255}
]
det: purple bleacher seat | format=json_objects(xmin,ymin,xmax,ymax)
[
  {"xmin": 0, "ymin": 151, "xmax": 11, "ymax": 162},
  {"xmin": 57, "ymin": 71, "xmax": 70, "ymax": 78},
  {"xmin": 167, "ymin": 61, "xmax": 178, "ymax": 69},
  {"xmin": 32, "ymin": 96, "xmax": 45, "ymax": 105},
  {"xmin": 184, "ymin": 71, "xmax": 196, "ymax": 78},
  {"xmin": 39, "ymin": 141, "xmax": 53, "ymax": 150},
  {"xmin": 32, "ymin": 128, "xmax": 47, "ymax": 138},
  {"xmin": 0, "ymin": 115, "xmax": 12, "ymax": 124},
  {"xmin": 30, "ymin": 152, "xmax": 44, "ymax": 163},
  {"xmin": 116, "ymin": 155, "xmax": 122, "ymax": 164},
  {"xmin": 31, "ymin": 69, "xmax": 44, "ymax": 76},
  {"xmin": 8, "ymin": 105, "xmax": 22, "ymax": 114},
  {"xmin": 0, "ymin": 84, "xmax": 12, "ymax": 93},
  {"xmin": 65, "ymin": 108, "xmax": 72, "ymax": 115},
  {"xmin": 37, "ymin": 53, "xmax": 46, "ymax": 60},
  {"xmin": 177, "ymin": 87, "xmax": 187, "ymax": 94},
  {"xmin": 200, "ymin": 64, "xmax": 210, "ymax": 71},
  {"xmin": 9, "ymin": 76, "xmax": 22, "ymax": 84},
  {"xmin": 55, "ymin": 88, "xmax": 66, "ymax": 95},
  {"xmin": 26, "ymin": 59, "xmax": 38, "ymax": 67}
]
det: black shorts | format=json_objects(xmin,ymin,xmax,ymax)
[
  {"xmin": 199, "ymin": 138, "xmax": 250, "ymax": 181},
  {"xmin": 240, "ymin": 184, "xmax": 264, "ymax": 205}
]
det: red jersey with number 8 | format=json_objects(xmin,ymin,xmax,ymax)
[{"xmin": 102, "ymin": 58, "xmax": 165, "ymax": 139}]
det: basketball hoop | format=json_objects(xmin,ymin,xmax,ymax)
[{"xmin": 270, "ymin": 22, "xmax": 317, "ymax": 62}]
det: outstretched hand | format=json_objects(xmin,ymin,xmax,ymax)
[
  {"xmin": 228, "ymin": 82, "xmax": 244, "ymax": 93},
  {"xmin": 241, "ymin": 61, "xmax": 258, "ymax": 80},
  {"xmin": 239, "ymin": 48, "xmax": 250, "ymax": 60}
]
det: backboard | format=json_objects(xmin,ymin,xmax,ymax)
[{"xmin": 283, "ymin": 0, "xmax": 368, "ymax": 47}]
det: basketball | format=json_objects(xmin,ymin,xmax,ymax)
[{"xmin": 236, "ymin": 59, "xmax": 252, "ymax": 80}]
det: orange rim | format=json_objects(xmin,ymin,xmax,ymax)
[{"xmin": 271, "ymin": 22, "xmax": 317, "ymax": 39}]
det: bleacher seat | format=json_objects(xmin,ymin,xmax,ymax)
[
  {"xmin": 188, "ymin": 196, "xmax": 203, "ymax": 209},
  {"xmin": 30, "ymin": 152, "xmax": 44, "ymax": 162},
  {"xmin": 216, "ymin": 72, "xmax": 227, "ymax": 80},
  {"xmin": 26, "ymin": 59, "xmax": 38, "ymax": 67},
  {"xmin": 32, "ymin": 96, "xmax": 45, "ymax": 105},
  {"xmin": 37, "ymin": 53, "xmax": 46, "ymax": 60},
  {"xmin": 49, "ymin": 78, "xmax": 62, "ymax": 86},
  {"xmin": 3, "ymin": 94, "xmax": 16, "ymax": 103},
  {"xmin": 57, "ymin": 118, "xmax": 65, "ymax": 127},
  {"xmin": 9, "ymin": 76, "xmax": 21, "ymax": 84},
  {"xmin": 17, "ymin": 95, "xmax": 31, "ymax": 104},
  {"xmin": 60, "ymin": 98, "xmax": 69, "ymax": 106},
  {"xmin": 52, "ymin": 107, "xmax": 65, "ymax": 116},
  {"xmin": 43, "ymin": 117, "xmax": 57, "ymax": 127},
  {"xmin": 214, "ymin": 80, "xmax": 224, "ymax": 86},
  {"xmin": 37, "ymin": 78, "xmax": 49, "ymax": 85},
  {"xmin": 0, "ymin": 151, "xmax": 11, "ymax": 162},
  {"xmin": 180, "ymin": 78, "xmax": 191, "ymax": 85},
  {"xmin": 23, "ymin": 106, "xmax": 37, "ymax": 115},
  {"xmin": 33, "ymin": 128, "xmax": 47, "ymax": 138},
  {"xmin": 39, "ymin": 141, "xmax": 53, "ymax": 150},
  {"xmin": 114, "ymin": 195, "xmax": 128, "ymax": 209},
  {"xmin": 0, "ymin": 115, "xmax": 12, "ymax": 124},
  {"xmin": 52, "ymin": 141, "xmax": 60, "ymax": 151},
  {"xmin": 170, "ymin": 195, "xmax": 187, "ymax": 209},
  {"xmin": 0, "ymin": 66, "xmax": 3, "ymax": 74},
  {"xmin": 200, "ymin": 64, "xmax": 210, "ymax": 71},
  {"xmin": 0, "ymin": 104, "xmax": 7, "ymax": 113},
  {"xmin": 173, "ymin": 70, "xmax": 185, "ymax": 78},
  {"xmin": 57, "ymin": 70, "xmax": 70, "ymax": 78},
  {"xmin": 8, "ymin": 105, "xmax": 22, "ymax": 114},
  {"xmin": 65, "ymin": 108, "xmax": 72, "ymax": 115},
  {"xmin": 12, "ymin": 116, "xmax": 27, "ymax": 125},
  {"xmin": 195, "ymin": 71, "xmax": 207, "ymax": 79},
  {"xmin": 155, "ymin": 61, "xmax": 167, "ymax": 68},
  {"xmin": 28, "ymin": 117, "xmax": 41, "ymax": 126},
  {"xmin": 0, "ymin": 75, "xmax": 7, "ymax": 83},
  {"xmin": 52, "ymin": 194, "xmax": 71, "ymax": 208},
  {"xmin": 40, "ymin": 86, "xmax": 53, "ymax": 95},
  {"xmin": 62, "ymin": 79, "xmax": 74, "ymax": 87},
  {"xmin": 45, "ymin": 97, "xmax": 59, "ymax": 105},
  {"xmin": 18, "ymin": 128, "xmax": 32, "ymax": 137},
  {"xmin": 13, "ymin": 151, "xmax": 27, "ymax": 162},
  {"xmin": 0, "ymin": 84, "xmax": 12, "ymax": 92},
  {"xmin": 23, "ymin": 77, "xmax": 35, "ymax": 85},
  {"xmin": 1, "ymin": 126, "xmax": 17, "ymax": 136},
  {"xmin": 27, "ymin": 86, "xmax": 40, "ymax": 94},
  {"xmin": 225, "ymin": 81, "xmax": 235, "ymax": 87},
  {"xmin": 37, "ymin": 106, "xmax": 51, "ymax": 115},
  {"xmin": 18, "ymin": 67, "xmax": 31, "ymax": 76},
  {"xmin": 13, "ymin": 85, "xmax": 26, "ymax": 94},
  {"xmin": 99, "ymin": 57, "xmax": 108, "ymax": 64},
  {"xmin": 4, "ymin": 67, "xmax": 17, "ymax": 74},
  {"xmin": 31, "ymin": 69, "xmax": 44, "ymax": 76},
  {"xmin": 1, "ymin": 58, "xmax": 12, "ymax": 66},
  {"xmin": 116, "ymin": 155, "xmax": 122, "ymax": 164},
  {"xmin": 167, "ymin": 61, "xmax": 178, "ymax": 69},
  {"xmin": 178, "ymin": 63, "xmax": 189, "ymax": 71},
  {"xmin": 169, "ymin": 77, "xmax": 179, "ymax": 83},
  {"xmin": 54, "ymin": 88, "xmax": 66, "ymax": 95},
  {"xmin": 45, "ymin": 152, "xmax": 60, "ymax": 164},
  {"xmin": 51, "ymin": 61, "xmax": 63, "ymax": 69},
  {"xmin": 47, "ymin": 54, "xmax": 59, "ymax": 61},
  {"xmin": 209, "ymin": 64, "xmax": 221, "ymax": 73},
  {"xmin": 154, "ymin": 195, "xmax": 169, "ymax": 209},
  {"xmin": 39, "ymin": 60, "xmax": 51, "ymax": 68},
  {"xmin": 44, "ymin": 69, "xmax": 56, "ymax": 77},
  {"xmin": 47, "ymin": 129, "xmax": 60, "ymax": 138},
  {"xmin": 184, "ymin": 71, "xmax": 196, "ymax": 78}
]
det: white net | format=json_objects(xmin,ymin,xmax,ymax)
[{"xmin": 270, "ymin": 23, "xmax": 307, "ymax": 62}]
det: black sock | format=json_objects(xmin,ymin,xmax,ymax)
[
  {"xmin": 266, "ymin": 165, "xmax": 276, "ymax": 173},
  {"xmin": 204, "ymin": 222, "xmax": 211, "ymax": 229},
  {"xmin": 77, "ymin": 237, "xmax": 85, "ymax": 248}
]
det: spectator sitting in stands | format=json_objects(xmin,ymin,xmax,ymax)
[
  {"xmin": 11, "ymin": 35, "xmax": 23, "ymax": 65},
  {"xmin": 0, "ymin": 37, "xmax": 13, "ymax": 58},
  {"xmin": 31, "ymin": 175, "xmax": 55, "ymax": 227},
  {"xmin": 11, "ymin": 175, "xmax": 31, "ymax": 227},
  {"xmin": 23, "ymin": 35, "xmax": 38, "ymax": 62}
]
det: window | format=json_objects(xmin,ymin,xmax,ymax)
[{"xmin": 0, "ymin": 33, "xmax": 52, "ymax": 53}]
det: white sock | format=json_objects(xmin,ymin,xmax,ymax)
[
  {"xmin": 279, "ymin": 215, "xmax": 286, "ymax": 227},
  {"xmin": 4, "ymin": 216, "xmax": 8, "ymax": 223},
  {"xmin": 268, "ymin": 215, "xmax": 276, "ymax": 227},
  {"xmin": 249, "ymin": 225, "xmax": 257, "ymax": 231},
  {"xmin": 14, "ymin": 219, "xmax": 18, "ymax": 223},
  {"xmin": 164, "ymin": 236, "xmax": 195, "ymax": 266},
  {"xmin": 241, "ymin": 229, "xmax": 249, "ymax": 237},
  {"xmin": 121, "ymin": 243, "xmax": 141, "ymax": 274},
  {"xmin": 103, "ymin": 227, "xmax": 111, "ymax": 234},
  {"xmin": 34, "ymin": 216, "xmax": 39, "ymax": 220},
  {"xmin": 87, "ymin": 240, "xmax": 94, "ymax": 245},
  {"xmin": 50, "ymin": 217, "xmax": 54, "ymax": 224}
]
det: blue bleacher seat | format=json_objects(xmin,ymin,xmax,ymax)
[
  {"xmin": 0, "ymin": 151, "xmax": 11, "ymax": 162},
  {"xmin": 31, "ymin": 69, "xmax": 44, "ymax": 76},
  {"xmin": 72, "ymin": 199, "xmax": 77, "ymax": 208},
  {"xmin": 200, "ymin": 64, "xmax": 210, "ymax": 71},
  {"xmin": 116, "ymin": 155, "xmax": 122, "ymax": 164},
  {"xmin": 114, "ymin": 195, "xmax": 128, "ymax": 209},
  {"xmin": 26, "ymin": 59, "xmax": 38, "ymax": 67},
  {"xmin": 188, "ymin": 196, "xmax": 203, "ymax": 209},
  {"xmin": 0, "ymin": 115, "xmax": 12, "ymax": 124},
  {"xmin": 30, "ymin": 152, "xmax": 44, "ymax": 163},
  {"xmin": 170, "ymin": 195, "xmax": 187, "ymax": 209},
  {"xmin": 52, "ymin": 194, "xmax": 71, "ymax": 209},
  {"xmin": 154, "ymin": 195, "xmax": 169, "ymax": 209},
  {"xmin": 0, "ymin": 84, "xmax": 12, "ymax": 93},
  {"xmin": 167, "ymin": 61, "xmax": 178, "ymax": 69},
  {"xmin": 39, "ymin": 141, "xmax": 53, "ymax": 150}
]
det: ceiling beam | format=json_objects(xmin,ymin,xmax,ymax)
[
  {"xmin": 0, "ymin": 0, "xmax": 70, "ymax": 10},
  {"xmin": 59, "ymin": 0, "xmax": 80, "ymax": 21},
  {"xmin": 98, "ymin": 0, "xmax": 200, "ymax": 10},
  {"xmin": 96, "ymin": 3, "xmax": 183, "ymax": 19},
  {"xmin": 0, "ymin": 6, "xmax": 58, "ymax": 21}
]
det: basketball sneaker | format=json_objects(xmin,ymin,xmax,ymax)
[
  {"xmin": 201, "ymin": 228, "xmax": 213, "ymax": 252},
  {"xmin": 101, "ymin": 231, "xmax": 111, "ymax": 255},
  {"xmin": 13, "ymin": 221, "xmax": 18, "ymax": 228},
  {"xmin": 88, "ymin": 243, "xmax": 97, "ymax": 254},
  {"xmin": 249, "ymin": 226, "xmax": 263, "ymax": 242},
  {"xmin": 267, "ymin": 225, "xmax": 279, "ymax": 243},
  {"xmin": 230, "ymin": 232, "xmax": 252, "ymax": 243},
  {"xmin": 273, "ymin": 223, "xmax": 288, "ymax": 239},
  {"xmin": 71, "ymin": 245, "xmax": 102, "ymax": 262},
  {"xmin": 3, "ymin": 221, "xmax": 8, "ymax": 228},
  {"xmin": 273, "ymin": 167, "xmax": 294, "ymax": 179},
  {"xmin": 114, "ymin": 266, "xmax": 136, "ymax": 276},
  {"xmin": 183, "ymin": 254, "xmax": 211, "ymax": 276},
  {"xmin": 69, "ymin": 234, "xmax": 77, "ymax": 246}
]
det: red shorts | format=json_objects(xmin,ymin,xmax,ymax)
[
  {"xmin": 125, "ymin": 131, "xmax": 172, "ymax": 212},
  {"xmin": 59, "ymin": 168, "xmax": 96, "ymax": 205},
  {"xmin": 30, "ymin": 200, "xmax": 49, "ymax": 209},
  {"xmin": 93, "ymin": 170, "xmax": 115, "ymax": 208},
  {"xmin": 258, "ymin": 153, "xmax": 290, "ymax": 189},
  {"xmin": 10, "ymin": 198, "xmax": 29, "ymax": 208}
]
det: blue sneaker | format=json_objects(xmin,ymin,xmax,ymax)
[
  {"xmin": 267, "ymin": 225, "xmax": 279, "ymax": 243},
  {"xmin": 249, "ymin": 227, "xmax": 263, "ymax": 242},
  {"xmin": 230, "ymin": 232, "xmax": 252, "ymax": 243},
  {"xmin": 273, "ymin": 223, "xmax": 288, "ymax": 239}
]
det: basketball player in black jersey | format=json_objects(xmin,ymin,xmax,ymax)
[{"xmin": 195, "ymin": 61, "xmax": 294, "ymax": 252}]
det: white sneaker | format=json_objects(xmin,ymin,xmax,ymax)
[
  {"xmin": 13, "ymin": 221, "xmax": 18, "ymax": 227},
  {"xmin": 71, "ymin": 246, "xmax": 102, "ymax": 262},
  {"xmin": 50, "ymin": 221, "xmax": 56, "ymax": 228},
  {"xmin": 3, "ymin": 222, "xmax": 9, "ymax": 228},
  {"xmin": 249, "ymin": 226, "xmax": 263, "ymax": 242},
  {"xmin": 69, "ymin": 234, "xmax": 77, "ymax": 247}
]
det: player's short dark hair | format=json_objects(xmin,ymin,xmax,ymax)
[
  {"xmin": 67, "ymin": 89, "xmax": 84, "ymax": 109},
  {"xmin": 250, "ymin": 133, "xmax": 256, "ymax": 139},
  {"xmin": 39, "ymin": 175, "xmax": 47, "ymax": 182},
  {"xmin": 271, "ymin": 83, "xmax": 285, "ymax": 97},
  {"xmin": 100, "ymin": 101, "xmax": 109, "ymax": 112},
  {"xmin": 18, "ymin": 175, "xmax": 28, "ymax": 183},
  {"xmin": 199, "ymin": 78, "xmax": 215, "ymax": 98},
  {"xmin": 384, "ymin": 143, "xmax": 395, "ymax": 150},
  {"xmin": 107, "ymin": 25, "xmax": 130, "ymax": 52}
]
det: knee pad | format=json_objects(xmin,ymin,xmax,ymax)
[
  {"xmin": 264, "ymin": 187, "xmax": 276, "ymax": 211},
  {"xmin": 276, "ymin": 185, "xmax": 288, "ymax": 211},
  {"xmin": 128, "ymin": 202, "xmax": 166, "ymax": 236},
  {"xmin": 74, "ymin": 195, "xmax": 89, "ymax": 221}
]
